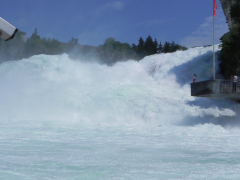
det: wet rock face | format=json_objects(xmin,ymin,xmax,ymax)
[{"xmin": 220, "ymin": 0, "xmax": 239, "ymax": 28}]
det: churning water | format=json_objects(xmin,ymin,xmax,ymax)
[{"xmin": 0, "ymin": 46, "xmax": 240, "ymax": 179}]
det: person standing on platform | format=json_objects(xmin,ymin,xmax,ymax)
[
  {"xmin": 232, "ymin": 74, "xmax": 238, "ymax": 93},
  {"xmin": 193, "ymin": 74, "xmax": 197, "ymax": 83}
]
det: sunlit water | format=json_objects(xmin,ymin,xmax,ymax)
[{"xmin": 0, "ymin": 46, "xmax": 240, "ymax": 179}]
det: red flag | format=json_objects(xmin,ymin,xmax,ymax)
[{"xmin": 213, "ymin": 0, "xmax": 217, "ymax": 17}]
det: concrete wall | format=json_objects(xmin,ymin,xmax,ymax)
[{"xmin": 191, "ymin": 80, "xmax": 220, "ymax": 96}]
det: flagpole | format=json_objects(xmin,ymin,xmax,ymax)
[
  {"xmin": 213, "ymin": 15, "xmax": 215, "ymax": 79},
  {"xmin": 213, "ymin": 0, "xmax": 217, "ymax": 80}
]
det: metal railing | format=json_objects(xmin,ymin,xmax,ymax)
[
  {"xmin": 191, "ymin": 79, "xmax": 240, "ymax": 96},
  {"xmin": 220, "ymin": 79, "xmax": 240, "ymax": 94}
]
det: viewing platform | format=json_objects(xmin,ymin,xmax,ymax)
[{"xmin": 191, "ymin": 79, "xmax": 240, "ymax": 101}]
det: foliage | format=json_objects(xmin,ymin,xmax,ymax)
[
  {"xmin": 219, "ymin": 2, "xmax": 240, "ymax": 78},
  {"xmin": 219, "ymin": 25, "xmax": 240, "ymax": 78},
  {"xmin": 25, "ymin": 30, "xmax": 64, "ymax": 57},
  {"xmin": 230, "ymin": 2, "xmax": 240, "ymax": 24},
  {"xmin": 98, "ymin": 37, "xmax": 138, "ymax": 65},
  {"xmin": 43, "ymin": 38, "xmax": 63, "ymax": 54}
]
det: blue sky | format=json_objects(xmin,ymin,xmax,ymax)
[{"xmin": 2, "ymin": 0, "xmax": 228, "ymax": 48}]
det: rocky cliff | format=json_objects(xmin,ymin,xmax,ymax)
[{"xmin": 220, "ymin": 0, "xmax": 239, "ymax": 28}]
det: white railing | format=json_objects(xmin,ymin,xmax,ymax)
[{"xmin": 220, "ymin": 79, "xmax": 240, "ymax": 94}]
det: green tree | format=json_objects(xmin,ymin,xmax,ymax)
[
  {"xmin": 170, "ymin": 41, "xmax": 176, "ymax": 52},
  {"xmin": 158, "ymin": 42, "xmax": 163, "ymax": 53},
  {"xmin": 163, "ymin": 41, "xmax": 171, "ymax": 53},
  {"xmin": 42, "ymin": 38, "xmax": 63, "ymax": 55},
  {"xmin": 153, "ymin": 38, "xmax": 158, "ymax": 54},
  {"xmin": 25, "ymin": 28, "xmax": 44, "ymax": 56},
  {"xmin": 219, "ymin": 25, "xmax": 240, "ymax": 78},
  {"xmin": 230, "ymin": 2, "xmax": 240, "ymax": 24},
  {"xmin": 98, "ymin": 37, "xmax": 137, "ymax": 64},
  {"xmin": 219, "ymin": 2, "xmax": 240, "ymax": 78},
  {"xmin": 144, "ymin": 35, "xmax": 156, "ymax": 55},
  {"xmin": 136, "ymin": 37, "xmax": 145, "ymax": 56}
]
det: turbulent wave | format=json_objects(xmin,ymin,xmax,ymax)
[{"xmin": 0, "ymin": 45, "xmax": 238, "ymax": 127}]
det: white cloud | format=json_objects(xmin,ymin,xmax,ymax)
[
  {"xmin": 180, "ymin": 12, "xmax": 228, "ymax": 48},
  {"xmin": 110, "ymin": 1, "xmax": 125, "ymax": 10},
  {"xmin": 135, "ymin": 19, "xmax": 170, "ymax": 27},
  {"xmin": 94, "ymin": 1, "xmax": 125, "ymax": 16}
]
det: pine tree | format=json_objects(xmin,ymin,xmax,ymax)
[
  {"xmin": 137, "ymin": 37, "xmax": 145, "ymax": 51},
  {"xmin": 158, "ymin": 42, "xmax": 163, "ymax": 53},
  {"xmin": 144, "ymin": 35, "xmax": 156, "ymax": 55},
  {"xmin": 163, "ymin": 41, "xmax": 171, "ymax": 53},
  {"xmin": 153, "ymin": 38, "xmax": 158, "ymax": 54},
  {"xmin": 170, "ymin": 41, "xmax": 176, "ymax": 52},
  {"xmin": 136, "ymin": 37, "xmax": 146, "ymax": 57}
]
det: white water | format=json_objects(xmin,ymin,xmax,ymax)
[{"xmin": 1, "ymin": 46, "xmax": 240, "ymax": 179}]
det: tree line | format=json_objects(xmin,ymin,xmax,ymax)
[
  {"xmin": 132, "ymin": 35, "xmax": 187, "ymax": 58},
  {"xmin": 0, "ymin": 28, "xmax": 187, "ymax": 65}
]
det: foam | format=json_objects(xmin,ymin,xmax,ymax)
[{"xmin": 0, "ymin": 46, "xmax": 237, "ymax": 126}]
